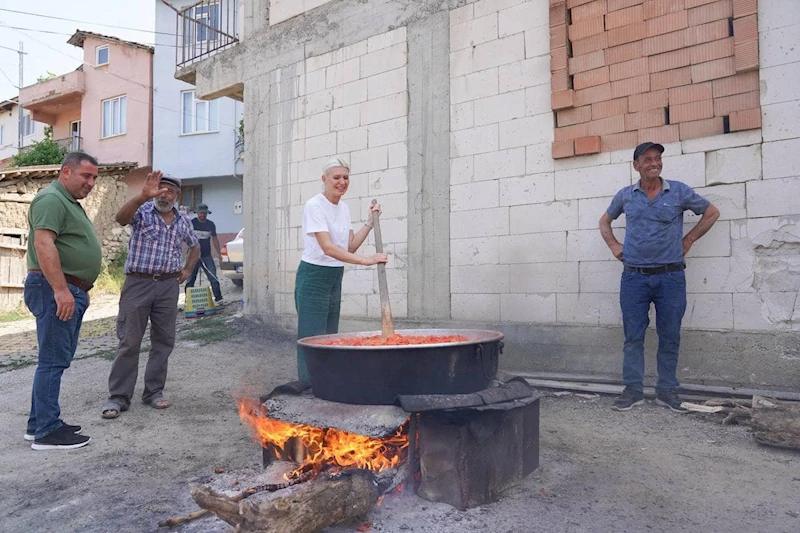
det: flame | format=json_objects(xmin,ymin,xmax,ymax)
[{"xmin": 238, "ymin": 397, "xmax": 409, "ymax": 479}]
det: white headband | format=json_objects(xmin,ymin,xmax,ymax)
[{"xmin": 322, "ymin": 157, "xmax": 350, "ymax": 175}]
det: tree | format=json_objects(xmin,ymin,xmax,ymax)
[
  {"xmin": 36, "ymin": 71, "xmax": 58, "ymax": 83},
  {"xmin": 10, "ymin": 125, "xmax": 69, "ymax": 167}
]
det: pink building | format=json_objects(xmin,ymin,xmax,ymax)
[{"xmin": 19, "ymin": 30, "xmax": 153, "ymax": 191}]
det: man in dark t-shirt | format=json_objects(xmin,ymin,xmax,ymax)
[{"xmin": 185, "ymin": 204, "xmax": 223, "ymax": 303}]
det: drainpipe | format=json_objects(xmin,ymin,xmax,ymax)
[{"xmin": 148, "ymin": 51, "xmax": 154, "ymax": 167}]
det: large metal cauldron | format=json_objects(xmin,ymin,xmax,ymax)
[{"xmin": 299, "ymin": 329, "xmax": 504, "ymax": 405}]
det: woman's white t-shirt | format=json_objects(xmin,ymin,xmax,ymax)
[{"xmin": 301, "ymin": 193, "xmax": 353, "ymax": 267}]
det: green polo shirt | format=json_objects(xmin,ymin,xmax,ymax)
[{"xmin": 26, "ymin": 181, "xmax": 103, "ymax": 284}]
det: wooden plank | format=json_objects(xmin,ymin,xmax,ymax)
[
  {"xmin": 0, "ymin": 243, "xmax": 28, "ymax": 251},
  {"xmin": 0, "ymin": 227, "xmax": 28, "ymax": 235}
]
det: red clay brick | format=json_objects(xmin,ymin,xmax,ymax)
[
  {"xmin": 629, "ymin": 90, "xmax": 669, "ymax": 111},
  {"xmin": 555, "ymin": 123, "xmax": 590, "ymax": 141},
  {"xmin": 601, "ymin": 131, "xmax": 640, "ymax": 151},
  {"xmin": 733, "ymin": 15, "xmax": 758, "ymax": 44},
  {"xmin": 669, "ymin": 81, "xmax": 713, "ymax": 105},
  {"xmin": 605, "ymin": 42, "xmax": 644, "ymax": 65},
  {"xmin": 642, "ymin": 30, "xmax": 686, "ymax": 56},
  {"xmin": 728, "ymin": 107, "xmax": 761, "ymax": 131},
  {"xmin": 647, "ymin": 11, "xmax": 689, "ymax": 37},
  {"xmin": 732, "ymin": 0, "xmax": 757, "ymax": 18},
  {"xmin": 612, "ymin": 76, "xmax": 651, "ymax": 97},
  {"xmin": 606, "ymin": 5, "xmax": 644, "ymax": 29},
  {"xmin": 552, "ymin": 69, "xmax": 571, "ymax": 92},
  {"xmin": 735, "ymin": 40, "xmax": 759, "ymax": 72},
  {"xmin": 607, "ymin": 21, "xmax": 648, "ymax": 46},
  {"xmin": 592, "ymin": 96, "xmax": 630, "ymax": 119},
  {"xmin": 670, "ymin": 99, "xmax": 714, "ymax": 122},
  {"xmin": 608, "ymin": 0, "xmax": 646, "ymax": 11},
  {"xmin": 551, "ymin": 24, "xmax": 569, "ymax": 50},
  {"xmin": 684, "ymin": 19, "xmax": 731, "ymax": 46},
  {"xmin": 687, "ymin": 0, "xmax": 733, "ymax": 26},
  {"xmin": 571, "ymin": 32, "xmax": 609, "ymax": 55},
  {"xmin": 574, "ymin": 66, "xmax": 612, "ymax": 89},
  {"xmin": 552, "ymin": 90, "xmax": 575, "ymax": 110},
  {"xmin": 649, "ymin": 48, "xmax": 692, "ymax": 72},
  {"xmin": 609, "ymin": 57, "xmax": 650, "ymax": 81},
  {"xmin": 713, "ymin": 90, "xmax": 760, "ymax": 116},
  {"xmin": 644, "ymin": 0, "xmax": 685, "ymax": 20},
  {"xmin": 650, "ymin": 66, "xmax": 693, "ymax": 90},
  {"xmin": 679, "ymin": 116, "xmax": 725, "ymax": 139},
  {"xmin": 552, "ymin": 140, "xmax": 575, "ymax": 159},
  {"xmin": 689, "ymin": 37, "xmax": 735, "ymax": 64},
  {"xmin": 557, "ymin": 105, "xmax": 593, "ymax": 126},
  {"xmin": 575, "ymin": 135, "xmax": 603, "ymax": 154},
  {"xmin": 691, "ymin": 57, "xmax": 736, "ymax": 82},
  {"xmin": 712, "ymin": 71, "xmax": 759, "ymax": 97},
  {"xmin": 625, "ymin": 107, "xmax": 668, "ymax": 130},
  {"xmin": 568, "ymin": 0, "xmax": 599, "ymax": 7},
  {"xmin": 638, "ymin": 124, "xmax": 681, "ymax": 143},
  {"xmin": 685, "ymin": 0, "xmax": 718, "ymax": 7},
  {"xmin": 552, "ymin": 46, "xmax": 569, "ymax": 72},
  {"xmin": 572, "ymin": 0, "xmax": 609, "ymax": 21},
  {"xmin": 550, "ymin": 2, "xmax": 568, "ymax": 27},
  {"xmin": 587, "ymin": 115, "xmax": 627, "ymax": 135},
  {"xmin": 569, "ymin": 16, "xmax": 606, "ymax": 41},
  {"xmin": 574, "ymin": 83, "xmax": 614, "ymax": 106},
  {"xmin": 569, "ymin": 50, "xmax": 606, "ymax": 74}
]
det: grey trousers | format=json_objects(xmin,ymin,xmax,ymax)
[{"xmin": 108, "ymin": 275, "xmax": 179, "ymax": 408}]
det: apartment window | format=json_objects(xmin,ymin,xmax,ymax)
[
  {"xmin": 96, "ymin": 45, "xmax": 109, "ymax": 66},
  {"xmin": 102, "ymin": 95, "xmax": 127, "ymax": 138},
  {"xmin": 22, "ymin": 113, "xmax": 35, "ymax": 137},
  {"xmin": 195, "ymin": 3, "xmax": 219, "ymax": 42},
  {"xmin": 181, "ymin": 90, "xmax": 218, "ymax": 134},
  {"xmin": 182, "ymin": 184, "xmax": 203, "ymax": 212}
]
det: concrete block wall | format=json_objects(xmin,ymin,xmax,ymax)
[{"xmin": 268, "ymin": 27, "xmax": 409, "ymax": 320}]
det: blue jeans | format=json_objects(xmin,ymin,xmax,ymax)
[
  {"xmin": 619, "ymin": 269, "xmax": 687, "ymax": 393},
  {"xmin": 185, "ymin": 256, "xmax": 222, "ymax": 301},
  {"xmin": 24, "ymin": 272, "xmax": 90, "ymax": 439}
]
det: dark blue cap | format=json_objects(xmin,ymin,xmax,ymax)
[{"xmin": 633, "ymin": 142, "xmax": 664, "ymax": 161}]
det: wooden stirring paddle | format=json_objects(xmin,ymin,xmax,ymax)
[{"xmin": 371, "ymin": 199, "xmax": 395, "ymax": 338}]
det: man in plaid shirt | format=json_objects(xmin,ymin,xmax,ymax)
[{"xmin": 102, "ymin": 171, "xmax": 200, "ymax": 419}]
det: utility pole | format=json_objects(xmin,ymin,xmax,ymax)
[{"xmin": 1, "ymin": 41, "xmax": 26, "ymax": 151}]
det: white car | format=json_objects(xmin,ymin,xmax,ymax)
[{"xmin": 220, "ymin": 228, "xmax": 243, "ymax": 287}]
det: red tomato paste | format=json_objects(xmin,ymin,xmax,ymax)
[{"xmin": 316, "ymin": 334, "xmax": 471, "ymax": 346}]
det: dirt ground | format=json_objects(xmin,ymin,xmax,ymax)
[{"xmin": 1, "ymin": 280, "xmax": 798, "ymax": 533}]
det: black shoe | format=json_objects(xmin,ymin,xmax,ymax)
[
  {"xmin": 31, "ymin": 425, "xmax": 91, "ymax": 450},
  {"xmin": 24, "ymin": 422, "xmax": 82, "ymax": 442},
  {"xmin": 612, "ymin": 387, "xmax": 645, "ymax": 411},
  {"xmin": 655, "ymin": 389, "xmax": 689, "ymax": 413}
]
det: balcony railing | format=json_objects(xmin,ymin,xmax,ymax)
[
  {"xmin": 19, "ymin": 136, "xmax": 82, "ymax": 154},
  {"xmin": 176, "ymin": 0, "xmax": 239, "ymax": 69}
]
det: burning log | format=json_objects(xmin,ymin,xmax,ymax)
[{"xmin": 189, "ymin": 469, "xmax": 378, "ymax": 533}]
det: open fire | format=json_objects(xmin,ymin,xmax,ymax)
[{"xmin": 238, "ymin": 397, "xmax": 409, "ymax": 480}]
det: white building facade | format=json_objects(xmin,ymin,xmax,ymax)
[{"xmin": 0, "ymin": 98, "xmax": 46, "ymax": 165}]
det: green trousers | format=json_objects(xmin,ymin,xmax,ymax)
[{"xmin": 294, "ymin": 261, "xmax": 344, "ymax": 381}]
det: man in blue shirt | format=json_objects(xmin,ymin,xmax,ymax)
[
  {"xmin": 185, "ymin": 203, "xmax": 223, "ymax": 304},
  {"xmin": 599, "ymin": 142, "xmax": 720, "ymax": 413}
]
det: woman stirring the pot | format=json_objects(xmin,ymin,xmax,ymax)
[{"xmin": 295, "ymin": 157, "xmax": 388, "ymax": 381}]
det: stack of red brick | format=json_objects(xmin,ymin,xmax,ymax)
[{"xmin": 549, "ymin": 0, "xmax": 761, "ymax": 158}]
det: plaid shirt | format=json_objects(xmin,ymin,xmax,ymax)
[{"xmin": 124, "ymin": 202, "xmax": 198, "ymax": 274}]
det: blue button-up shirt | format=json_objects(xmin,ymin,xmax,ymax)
[
  {"xmin": 606, "ymin": 178, "xmax": 710, "ymax": 267},
  {"xmin": 124, "ymin": 202, "xmax": 198, "ymax": 274}
]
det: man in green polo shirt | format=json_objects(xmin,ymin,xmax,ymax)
[{"xmin": 24, "ymin": 151, "xmax": 102, "ymax": 450}]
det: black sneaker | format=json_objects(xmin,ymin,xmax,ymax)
[
  {"xmin": 655, "ymin": 389, "xmax": 689, "ymax": 413},
  {"xmin": 24, "ymin": 422, "xmax": 82, "ymax": 442},
  {"xmin": 612, "ymin": 387, "xmax": 645, "ymax": 411},
  {"xmin": 31, "ymin": 425, "xmax": 91, "ymax": 450}
]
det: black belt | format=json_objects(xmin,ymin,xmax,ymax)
[
  {"xmin": 624, "ymin": 263, "xmax": 685, "ymax": 275},
  {"xmin": 128, "ymin": 271, "xmax": 181, "ymax": 281},
  {"xmin": 29, "ymin": 270, "xmax": 93, "ymax": 291}
]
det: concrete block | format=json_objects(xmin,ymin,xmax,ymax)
[
  {"xmin": 367, "ymin": 293, "xmax": 408, "ymax": 319},
  {"xmin": 557, "ymin": 293, "xmax": 622, "ymax": 326},
  {"xmin": 450, "ymin": 47, "xmax": 475, "ymax": 79},
  {"xmin": 306, "ymin": 51, "xmax": 333, "ymax": 73},
  {"xmin": 305, "ymin": 111, "xmax": 330, "ymax": 138},
  {"xmin": 360, "ymin": 43, "xmax": 408, "ymax": 79},
  {"xmin": 705, "ymin": 145, "xmax": 762, "ymax": 185},
  {"xmin": 525, "ymin": 27, "xmax": 550, "ymax": 59},
  {"xmin": 579, "ymin": 261, "xmax": 624, "ymax": 293},
  {"xmin": 305, "ymin": 132, "xmax": 337, "ymax": 159},
  {"xmin": 526, "ymin": 142, "xmax": 556, "ymax": 174},
  {"xmin": 304, "ymin": 89, "xmax": 334, "ymax": 116},
  {"xmin": 451, "ymin": 265, "xmax": 510, "ymax": 293},
  {"xmin": 499, "ymin": 231, "xmax": 567, "ymax": 263},
  {"xmin": 452, "ymin": 102, "xmax": 475, "ymax": 131},
  {"xmin": 451, "ymin": 156, "xmax": 474, "ymax": 185},
  {"xmin": 760, "ymin": 26, "xmax": 800, "ymax": 69},
  {"xmin": 499, "ymin": 173, "xmax": 556, "ymax": 206},
  {"xmin": 683, "ymin": 293, "xmax": 733, "ymax": 330},
  {"xmin": 474, "ymin": 147, "xmax": 526, "ymax": 180},
  {"xmin": 510, "ymin": 201, "xmax": 579, "ymax": 234},
  {"xmin": 451, "ymin": 237, "xmax": 500, "ymax": 265},
  {"xmin": 451, "ymin": 207, "xmax": 509, "ymax": 238},
  {"xmin": 343, "ymin": 268, "xmax": 377, "ymax": 294},
  {"xmin": 501, "ymin": 294, "xmax": 558, "ymax": 323},
  {"xmin": 499, "ymin": 1, "xmax": 548, "ymax": 38},
  {"xmin": 451, "ymin": 13, "xmax": 499, "ymax": 51},
  {"xmin": 568, "ymin": 228, "xmax": 626, "ymax": 262},
  {"xmin": 499, "ymin": 115, "xmax": 554, "ymax": 148},
  {"xmin": 555, "ymin": 163, "xmax": 631, "ymax": 200},
  {"xmin": 351, "ymin": 145, "xmax": 388, "ymax": 173},
  {"xmin": 474, "ymin": 0, "xmax": 526, "ymax": 19},
  {"xmin": 387, "ymin": 142, "xmax": 407, "ymax": 169},
  {"xmin": 298, "ymin": 69, "xmax": 327, "ymax": 97},
  {"xmin": 692, "ymin": 183, "xmax": 746, "ymax": 220},
  {"xmin": 684, "ymin": 221, "xmax": 731, "ymax": 257},
  {"xmin": 359, "ymin": 191, "xmax": 407, "ymax": 219},
  {"xmin": 451, "ymin": 293, "xmax": 501, "ymax": 322},
  {"xmin": 451, "ymin": 181, "xmax": 500, "ymax": 212},
  {"xmin": 474, "ymin": 90, "xmax": 527, "ymax": 126},
  {"xmin": 337, "ymin": 126, "xmax": 369, "ymax": 153},
  {"xmin": 326, "ymin": 58, "xmax": 360, "ymax": 88},
  {"xmin": 367, "ymin": 67, "xmax": 407, "ymax": 100},
  {"xmin": 331, "ymin": 39, "xmax": 369, "ymax": 63},
  {"xmin": 498, "ymin": 57, "xmax": 550, "ymax": 93},
  {"xmin": 368, "ymin": 117, "xmax": 407, "ymax": 148},
  {"xmin": 680, "ymin": 129, "xmax": 762, "ymax": 153},
  {"xmin": 451, "ymin": 125, "xmax": 500, "ymax": 157},
  {"xmin": 733, "ymin": 292, "xmax": 798, "ymax": 331},
  {"xmin": 450, "ymin": 4, "xmax": 474, "ymax": 27},
  {"xmin": 525, "ymin": 85, "xmax": 552, "ymax": 117},
  {"xmin": 685, "ymin": 256, "xmax": 752, "ymax": 293},
  {"xmin": 368, "ymin": 168, "xmax": 408, "ymax": 196},
  {"xmin": 376, "ymin": 216, "xmax": 408, "ymax": 244},
  {"xmin": 762, "ymin": 139, "xmax": 800, "ymax": 180},
  {"xmin": 759, "ymin": 0, "xmax": 800, "ymax": 31},
  {"xmin": 330, "ymin": 104, "xmax": 361, "ymax": 131},
  {"xmin": 746, "ymin": 177, "xmax": 800, "ymax": 218},
  {"xmin": 360, "ymin": 93, "xmax": 407, "ymax": 126},
  {"xmin": 579, "ymin": 196, "xmax": 626, "ymax": 229},
  {"xmin": 554, "ymin": 152, "xmax": 611, "ymax": 171},
  {"xmin": 472, "ymin": 33, "xmax": 526, "ymax": 72},
  {"xmin": 367, "ymin": 27, "xmax": 407, "ymax": 53},
  {"xmin": 660, "ymin": 153, "xmax": 706, "ymax": 188},
  {"xmin": 509, "ymin": 262, "xmax": 580, "ymax": 293},
  {"xmin": 759, "ymin": 64, "xmax": 797, "ymax": 108},
  {"xmin": 762, "ymin": 101, "xmax": 800, "ymax": 143},
  {"xmin": 451, "ymin": 68, "xmax": 500, "ymax": 104}
]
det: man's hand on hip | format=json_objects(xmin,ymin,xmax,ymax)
[
  {"xmin": 610, "ymin": 242, "xmax": 623, "ymax": 261},
  {"xmin": 54, "ymin": 287, "xmax": 75, "ymax": 321},
  {"xmin": 682, "ymin": 235, "xmax": 694, "ymax": 256}
]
